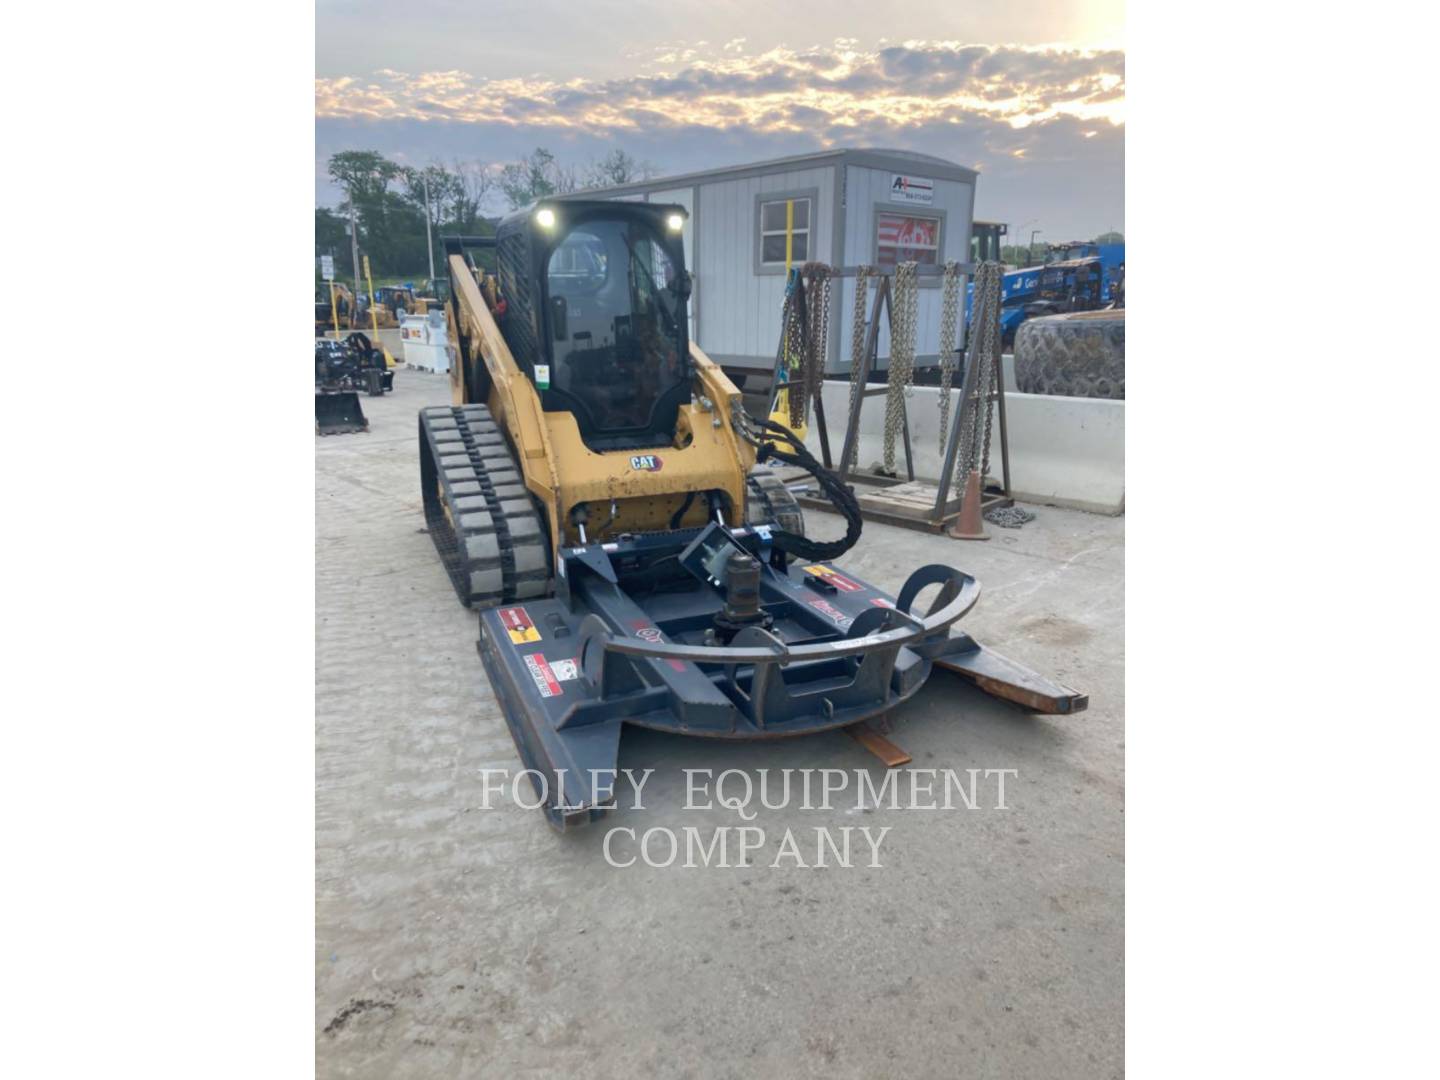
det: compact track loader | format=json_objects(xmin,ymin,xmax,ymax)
[{"xmin": 420, "ymin": 202, "xmax": 1085, "ymax": 829}]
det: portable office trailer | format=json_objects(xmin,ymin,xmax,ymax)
[{"xmin": 562, "ymin": 148, "xmax": 978, "ymax": 383}]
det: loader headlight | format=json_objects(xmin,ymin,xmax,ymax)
[
  {"xmin": 666, "ymin": 213, "xmax": 684, "ymax": 232},
  {"xmin": 536, "ymin": 207, "xmax": 557, "ymax": 229}
]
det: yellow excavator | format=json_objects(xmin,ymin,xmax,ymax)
[
  {"xmin": 317, "ymin": 258, "xmax": 401, "ymax": 369},
  {"xmin": 374, "ymin": 284, "xmax": 443, "ymax": 323},
  {"xmin": 315, "ymin": 283, "xmax": 356, "ymax": 335},
  {"xmin": 420, "ymin": 201, "xmax": 1085, "ymax": 829}
]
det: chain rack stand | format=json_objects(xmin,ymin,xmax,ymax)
[{"xmin": 783, "ymin": 261, "xmax": 1014, "ymax": 534}]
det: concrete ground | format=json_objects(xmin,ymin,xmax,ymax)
[{"xmin": 316, "ymin": 370, "xmax": 1124, "ymax": 1079}]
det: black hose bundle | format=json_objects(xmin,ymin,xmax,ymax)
[
  {"xmin": 749, "ymin": 417, "xmax": 863, "ymax": 563},
  {"xmin": 669, "ymin": 490, "xmax": 697, "ymax": 529}
]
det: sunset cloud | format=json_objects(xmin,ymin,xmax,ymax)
[
  {"xmin": 315, "ymin": 41, "xmax": 1124, "ymax": 137},
  {"xmin": 315, "ymin": 35, "xmax": 1125, "ymax": 237}
]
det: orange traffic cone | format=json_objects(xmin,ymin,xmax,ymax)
[{"xmin": 947, "ymin": 468, "xmax": 990, "ymax": 541}]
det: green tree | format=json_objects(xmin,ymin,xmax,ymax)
[
  {"xmin": 499, "ymin": 148, "xmax": 581, "ymax": 208},
  {"xmin": 401, "ymin": 164, "xmax": 459, "ymax": 234},
  {"xmin": 586, "ymin": 148, "xmax": 655, "ymax": 188},
  {"xmin": 319, "ymin": 147, "xmax": 665, "ymax": 277},
  {"xmin": 449, "ymin": 160, "xmax": 496, "ymax": 231},
  {"xmin": 326, "ymin": 150, "xmax": 431, "ymax": 278},
  {"xmin": 315, "ymin": 208, "xmax": 352, "ymax": 276},
  {"xmin": 1001, "ymin": 244, "xmax": 1040, "ymax": 266},
  {"xmin": 327, "ymin": 150, "xmax": 401, "ymax": 207},
  {"xmin": 1095, "ymin": 231, "xmax": 1124, "ymax": 244}
]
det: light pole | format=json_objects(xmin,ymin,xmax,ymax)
[
  {"xmin": 422, "ymin": 170, "xmax": 436, "ymax": 284},
  {"xmin": 348, "ymin": 200, "xmax": 362, "ymax": 301},
  {"xmin": 1015, "ymin": 218, "xmax": 1037, "ymax": 265}
]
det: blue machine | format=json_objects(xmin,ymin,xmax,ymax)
[{"xmin": 966, "ymin": 238, "xmax": 1125, "ymax": 345}]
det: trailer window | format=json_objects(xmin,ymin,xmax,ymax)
[
  {"xmin": 758, "ymin": 197, "xmax": 811, "ymax": 265},
  {"xmin": 876, "ymin": 212, "xmax": 941, "ymax": 267}
]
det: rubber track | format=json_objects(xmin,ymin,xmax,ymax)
[
  {"xmin": 745, "ymin": 468, "xmax": 805, "ymax": 536},
  {"xmin": 419, "ymin": 404, "xmax": 551, "ymax": 608}
]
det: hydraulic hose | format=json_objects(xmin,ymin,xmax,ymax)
[{"xmin": 742, "ymin": 413, "xmax": 863, "ymax": 563}]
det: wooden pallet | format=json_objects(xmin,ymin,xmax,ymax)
[
  {"xmin": 855, "ymin": 479, "xmax": 964, "ymax": 523},
  {"xmin": 785, "ymin": 469, "xmax": 1010, "ymax": 535}
]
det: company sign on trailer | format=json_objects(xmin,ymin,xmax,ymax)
[{"xmin": 889, "ymin": 174, "xmax": 935, "ymax": 205}]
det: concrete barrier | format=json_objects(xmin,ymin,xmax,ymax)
[
  {"xmin": 804, "ymin": 378, "xmax": 1125, "ymax": 516},
  {"xmin": 371, "ymin": 328, "xmax": 405, "ymax": 359}
]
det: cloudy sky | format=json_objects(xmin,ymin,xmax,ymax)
[{"xmin": 316, "ymin": 0, "xmax": 1124, "ymax": 240}]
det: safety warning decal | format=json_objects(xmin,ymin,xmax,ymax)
[
  {"xmin": 630, "ymin": 620, "xmax": 664, "ymax": 643},
  {"xmin": 499, "ymin": 606, "xmax": 541, "ymax": 644},
  {"xmin": 870, "ymin": 597, "xmax": 895, "ymax": 608},
  {"xmin": 550, "ymin": 658, "xmax": 579, "ymax": 681},
  {"xmin": 631, "ymin": 620, "xmax": 684, "ymax": 671},
  {"xmin": 807, "ymin": 597, "xmax": 854, "ymax": 629},
  {"xmin": 523, "ymin": 652, "xmax": 563, "ymax": 698},
  {"xmin": 804, "ymin": 565, "xmax": 863, "ymax": 592}
]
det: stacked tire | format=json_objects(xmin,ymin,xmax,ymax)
[{"xmin": 1014, "ymin": 310, "xmax": 1125, "ymax": 400}]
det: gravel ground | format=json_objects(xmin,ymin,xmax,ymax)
[{"xmin": 316, "ymin": 369, "xmax": 1124, "ymax": 1079}]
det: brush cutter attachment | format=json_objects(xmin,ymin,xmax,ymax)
[{"xmin": 476, "ymin": 522, "xmax": 1085, "ymax": 829}]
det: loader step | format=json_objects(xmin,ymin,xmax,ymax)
[{"xmin": 418, "ymin": 404, "xmax": 552, "ymax": 608}]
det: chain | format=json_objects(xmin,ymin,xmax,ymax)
[
  {"xmin": 802, "ymin": 264, "xmax": 833, "ymax": 424},
  {"xmin": 954, "ymin": 365, "xmax": 980, "ymax": 481},
  {"xmin": 882, "ymin": 262, "xmax": 918, "ymax": 474},
  {"xmin": 984, "ymin": 505, "xmax": 1034, "ymax": 529},
  {"xmin": 777, "ymin": 270, "xmax": 806, "ymax": 427},
  {"xmin": 844, "ymin": 266, "xmax": 873, "ymax": 470},
  {"xmin": 773, "ymin": 265, "xmax": 835, "ymax": 429},
  {"xmin": 977, "ymin": 263, "xmax": 1001, "ymax": 480},
  {"xmin": 935, "ymin": 261, "xmax": 961, "ymax": 456},
  {"xmin": 980, "ymin": 316, "xmax": 997, "ymax": 480},
  {"xmin": 953, "ymin": 261, "xmax": 1002, "ymax": 488}
]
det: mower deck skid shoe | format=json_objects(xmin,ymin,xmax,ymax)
[{"xmin": 475, "ymin": 527, "xmax": 1086, "ymax": 831}]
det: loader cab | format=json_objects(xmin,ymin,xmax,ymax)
[
  {"xmin": 495, "ymin": 200, "xmax": 691, "ymax": 452},
  {"xmin": 971, "ymin": 220, "xmax": 1007, "ymax": 265}
]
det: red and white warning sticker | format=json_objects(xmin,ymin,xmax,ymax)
[
  {"xmin": 499, "ymin": 606, "xmax": 541, "ymax": 644},
  {"xmin": 807, "ymin": 597, "xmax": 854, "ymax": 629},
  {"xmin": 803, "ymin": 564, "xmax": 863, "ymax": 592},
  {"xmin": 523, "ymin": 652, "xmax": 563, "ymax": 698}
]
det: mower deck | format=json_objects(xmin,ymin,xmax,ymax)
[{"xmin": 475, "ymin": 525, "xmax": 1085, "ymax": 829}]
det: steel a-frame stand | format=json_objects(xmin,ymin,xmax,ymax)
[{"xmin": 795, "ymin": 262, "xmax": 1013, "ymax": 534}]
